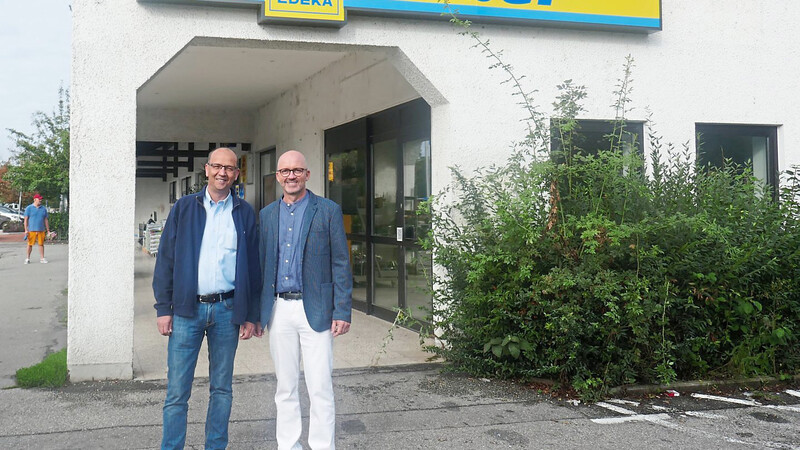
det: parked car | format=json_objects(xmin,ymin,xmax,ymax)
[{"xmin": 0, "ymin": 206, "xmax": 24, "ymax": 228}]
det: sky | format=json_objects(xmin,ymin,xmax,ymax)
[{"xmin": 0, "ymin": 1, "xmax": 72, "ymax": 163}]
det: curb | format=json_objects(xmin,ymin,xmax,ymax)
[{"xmin": 609, "ymin": 373, "xmax": 800, "ymax": 396}]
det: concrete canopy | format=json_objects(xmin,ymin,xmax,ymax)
[{"xmin": 137, "ymin": 39, "xmax": 350, "ymax": 109}]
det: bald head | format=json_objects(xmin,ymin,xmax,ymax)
[
  {"xmin": 278, "ymin": 150, "xmax": 307, "ymax": 168},
  {"xmin": 276, "ymin": 150, "xmax": 310, "ymax": 203},
  {"xmin": 208, "ymin": 147, "xmax": 237, "ymax": 161},
  {"xmin": 205, "ymin": 147, "xmax": 239, "ymax": 201}
]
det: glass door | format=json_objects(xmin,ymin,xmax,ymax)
[
  {"xmin": 401, "ymin": 138, "xmax": 432, "ymax": 321},
  {"xmin": 260, "ymin": 149, "xmax": 277, "ymax": 210},
  {"xmin": 325, "ymin": 119, "xmax": 368, "ymax": 308},
  {"xmin": 325, "ymin": 99, "xmax": 431, "ymax": 322},
  {"xmin": 371, "ymin": 137, "xmax": 401, "ymax": 313}
]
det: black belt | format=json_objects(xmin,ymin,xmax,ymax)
[
  {"xmin": 278, "ymin": 291, "xmax": 303, "ymax": 300},
  {"xmin": 197, "ymin": 290, "xmax": 235, "ymax": 303}
]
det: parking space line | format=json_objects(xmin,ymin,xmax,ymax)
[
  {"xmin": 691, "ymin": 393, "xmax": 761, "ymax": 406},
  {"xmin": 596, "ymin": 402, "xmax": 636, "ymax": 415},
  {"xmin": 786, "ymin": 390, "xmax": 800, "ymax": 398},
  {"xmin": 683, "ymin": 411, "xmax": 726, "ymax": 419},
  {"xmin": 592, "ymin": 413, "xmax": 670, "ymax": 424},
  {"xmin": 607, "ymin": 399, "xmax": 640, "ymax": 407}
]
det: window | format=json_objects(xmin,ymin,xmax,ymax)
[
  {"xmin": 696, "ymin": 124, "xmax": 778, "ymax": 194},
  {"xmin": 550, "ymin": 119, "xmax": 644, "ymax": 163},
  {"xmin": 169, "ymin": 181, "xmax": 177, "ymax": 204},
  {"xmin": 181, "ymin": 176, "xmax": 191, "ymax": 196},
  {"xmin": 195, "ymin": 172, "xmax": 206, "ymax": 190},
  {"xmin": 259, "ymin": 149, "xmax": 277, "ymax": 210}
]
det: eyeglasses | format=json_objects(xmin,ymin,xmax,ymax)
[
  {"xmin": 277, "ymin": 168, "xmax": 308, "ymax": 177},
  {"xmin": 206, "ymin": 163, "xmax": 238, "ymax": 173}
]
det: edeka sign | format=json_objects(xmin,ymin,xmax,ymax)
[
  {"xmin": 262, "ymin": 0, "xmax": 661, "ymax": 30},
  {"xmin": 266, "ymin": 0, "xmax": 344, "ymax": 23},
  {"xmin": 136, "ymin": 0, "xmax": 661, "ymax": 31}
]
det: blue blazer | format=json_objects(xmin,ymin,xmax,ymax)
[{"xmin": 259, "ymin": 190, "xmax": 353, "ymax": 332}]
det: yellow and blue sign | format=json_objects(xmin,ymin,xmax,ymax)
[
  {"xmin": 137, "ymin": 0, "xmax": 661, "ymax": 31},
  {"xmin": 263, "ymin": 0, "xmax": 661, "ymax": 30},
  {"xmin": 265, "ymin": 0, "xmax": 345, "ymax": 23}
]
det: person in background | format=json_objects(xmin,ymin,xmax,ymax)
[{"xmin": 23, "ymin": 193, "xmax": 49, "ymax": 264}]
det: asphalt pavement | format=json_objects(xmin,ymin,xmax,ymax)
[
  {"xmin": 1, "ymin": 237, "xmax": 799, "ymax": 449},
  {"xmin": 0, "ymin": 237, "xmax": 68, "ymax": 389}
]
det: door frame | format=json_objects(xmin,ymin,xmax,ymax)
[{"xmin": 324, "ymin": 98, "xmax": 431, "ymax": 322}]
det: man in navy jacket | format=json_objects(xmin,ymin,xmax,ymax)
[
  {"xmin": 256, "ymin": 150, "xmax": 352, "ymax": 450},
  {"xmin": 153, "ymin": 147, "xmax": 261, "ymax": 449}
]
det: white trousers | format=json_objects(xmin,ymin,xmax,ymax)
[{"xmin": 269, "ymin": 297, "xmax": 335, "ymax": 450}]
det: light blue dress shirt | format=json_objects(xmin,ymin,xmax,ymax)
[
  {"xmin": 276, "ymin": 193, "xmax": 308, "ymax": 293},
  {"xmin": 197, "ymin": 189, "xmax": 237, "ymax": 295}
]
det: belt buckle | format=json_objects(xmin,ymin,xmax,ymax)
[{"xmin": 199, "ymin": 293, "xmax": 219, "ymax": 303}]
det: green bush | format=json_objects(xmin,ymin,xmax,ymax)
[
  {"xmin": 15, "ymin": 348, "xmax": 68, "ymax": 388},
  {"xmin": 49, "ymin": 212, "xmax": 68, "ymax": 240},
  {"xmin": 422, "ymin": 61, "xmax": 800, "ymax": 400}
]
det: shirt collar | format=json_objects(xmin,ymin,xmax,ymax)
[
  {"xmin": 204, "ymin": 188, "xmax": 231, "ymax": 207},
  {"xmin": 281, "ymin": 192, "xmax": 309, "ymax": 209}
]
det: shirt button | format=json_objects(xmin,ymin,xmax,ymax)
[
  {"xmin": 289, "ymin": 227, "xmax": 292, "ymax": 231},
  {"xmin": 285, "ymin": 276, "xmax": 289, "ymax": 280},
  {"xmin": 291, "ymin": 212, "xmax": 294, "ymax": 216},
  {"xmin": 285, "ymin": 260, "xmax": 288, "ymax": 263},
  {"xmin": 287, "ymin": 244, "xmax": 291, "ymax": 247}
]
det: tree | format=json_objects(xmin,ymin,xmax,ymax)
[
  {"xmin": 0, "ymin": 164, "xmax": 18, "ymax": 203},
  {"xmin": 5, "ymin": 87, "xmax": 70, "ymax": 206}
]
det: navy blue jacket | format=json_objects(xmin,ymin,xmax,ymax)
[
  {"xmin": 153, "ymin": 187, "xmax": 261, "ymax": 325},
  {"xmin": 259, "ymin": 190, "xmax": 352, "ymax": 332}
]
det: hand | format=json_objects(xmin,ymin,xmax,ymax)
[
  {"xmin": 157, "ymin": 315, "xmax": 173, "ymax": 336},
  {"xmin": 254, "ymin": 322, "xmax": 264, "ymax": 338},
  {"xmin": 240, "ymin": 322, "xmax": 255, "ymax": 340},
  {"xmin": 331, "ymin": 320, "xmax": 350, "ymax": 337}
]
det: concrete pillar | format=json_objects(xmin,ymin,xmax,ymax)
[{"xmin": 68, "ymin": 1, "xmax": 137, "ymax": 381}]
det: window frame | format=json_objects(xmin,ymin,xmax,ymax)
[
  {"xmin": 695, "ymin": 123, "xmax": 779, "ymax": 197},
  {"xmin": 550, "ymin": 118, "xmax": 645, "ymax": 163}
]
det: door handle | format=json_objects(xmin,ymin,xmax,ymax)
[{"xmin": 396, "ymin": 227, "xmax": 403, "ymax": 242}]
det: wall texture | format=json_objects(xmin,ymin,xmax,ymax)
[{"xmin": 72, "ymin": 0, "xmax": 800, "ymax": 380}]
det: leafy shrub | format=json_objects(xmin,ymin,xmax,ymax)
[
  {"xmin": 422, "ymin": 60, "xmax": 800, "ymax": 400},
  {"xmin": 49, "ymin": 212, "xmax": 68, "ymax": 240}
]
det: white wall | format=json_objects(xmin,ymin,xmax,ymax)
[
  {"xmin": 72, "ymin": 0, "xmax": 800, "ymax": 380},
  {"xmin": 253, "ymin": 51, "xmax": 421, "ymax": 193}
]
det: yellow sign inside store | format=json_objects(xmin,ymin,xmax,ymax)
[{"xmin": 263, "ymin": 0, "xmax": 661, "ymax": 29}]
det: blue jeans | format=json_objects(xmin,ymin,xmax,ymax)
[{"xmin": 162, "ymin": 299, "xmax": 239, "ymax": 450}]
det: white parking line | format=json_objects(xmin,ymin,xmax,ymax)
[
  {"xmin": 650, "ymin": 405, "xmax": 674, "ymax": 412},
  {"xmin": 786, "ymin": 390, "xmax": 800, "ymax": 398},
  {"xmin": 691, "ymin": 393, "xmax": 761, "ymax": 406},
  {"xmin": 684, "ymin": 411, "xmax": 726, "ymax": 419},
  {"xmin": 608, "ymin": 399, "xmax": 640, "ymax": 407},
  {"xmin": 765, "ymin": 404, "xmax": 800, "ymax": 413},
  {"xmin": 692, "ymin": 392, "xmax": 800, "ymax": 413},
  {"xmin": 592, "ymin": 413, "xmax": 670, "ymax": 424},
  {"xmin": 596, "ymin": 402, "xmax": 636, "ymax": 415}
]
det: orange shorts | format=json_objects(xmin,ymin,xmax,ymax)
[{"xmin": 27, "ymin": 231, "xmax": 46, "ymax": 246}]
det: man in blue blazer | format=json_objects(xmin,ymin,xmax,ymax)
[{"xmin": 256, "ymin": 150, "xmax": 352, "ymax": 450}]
